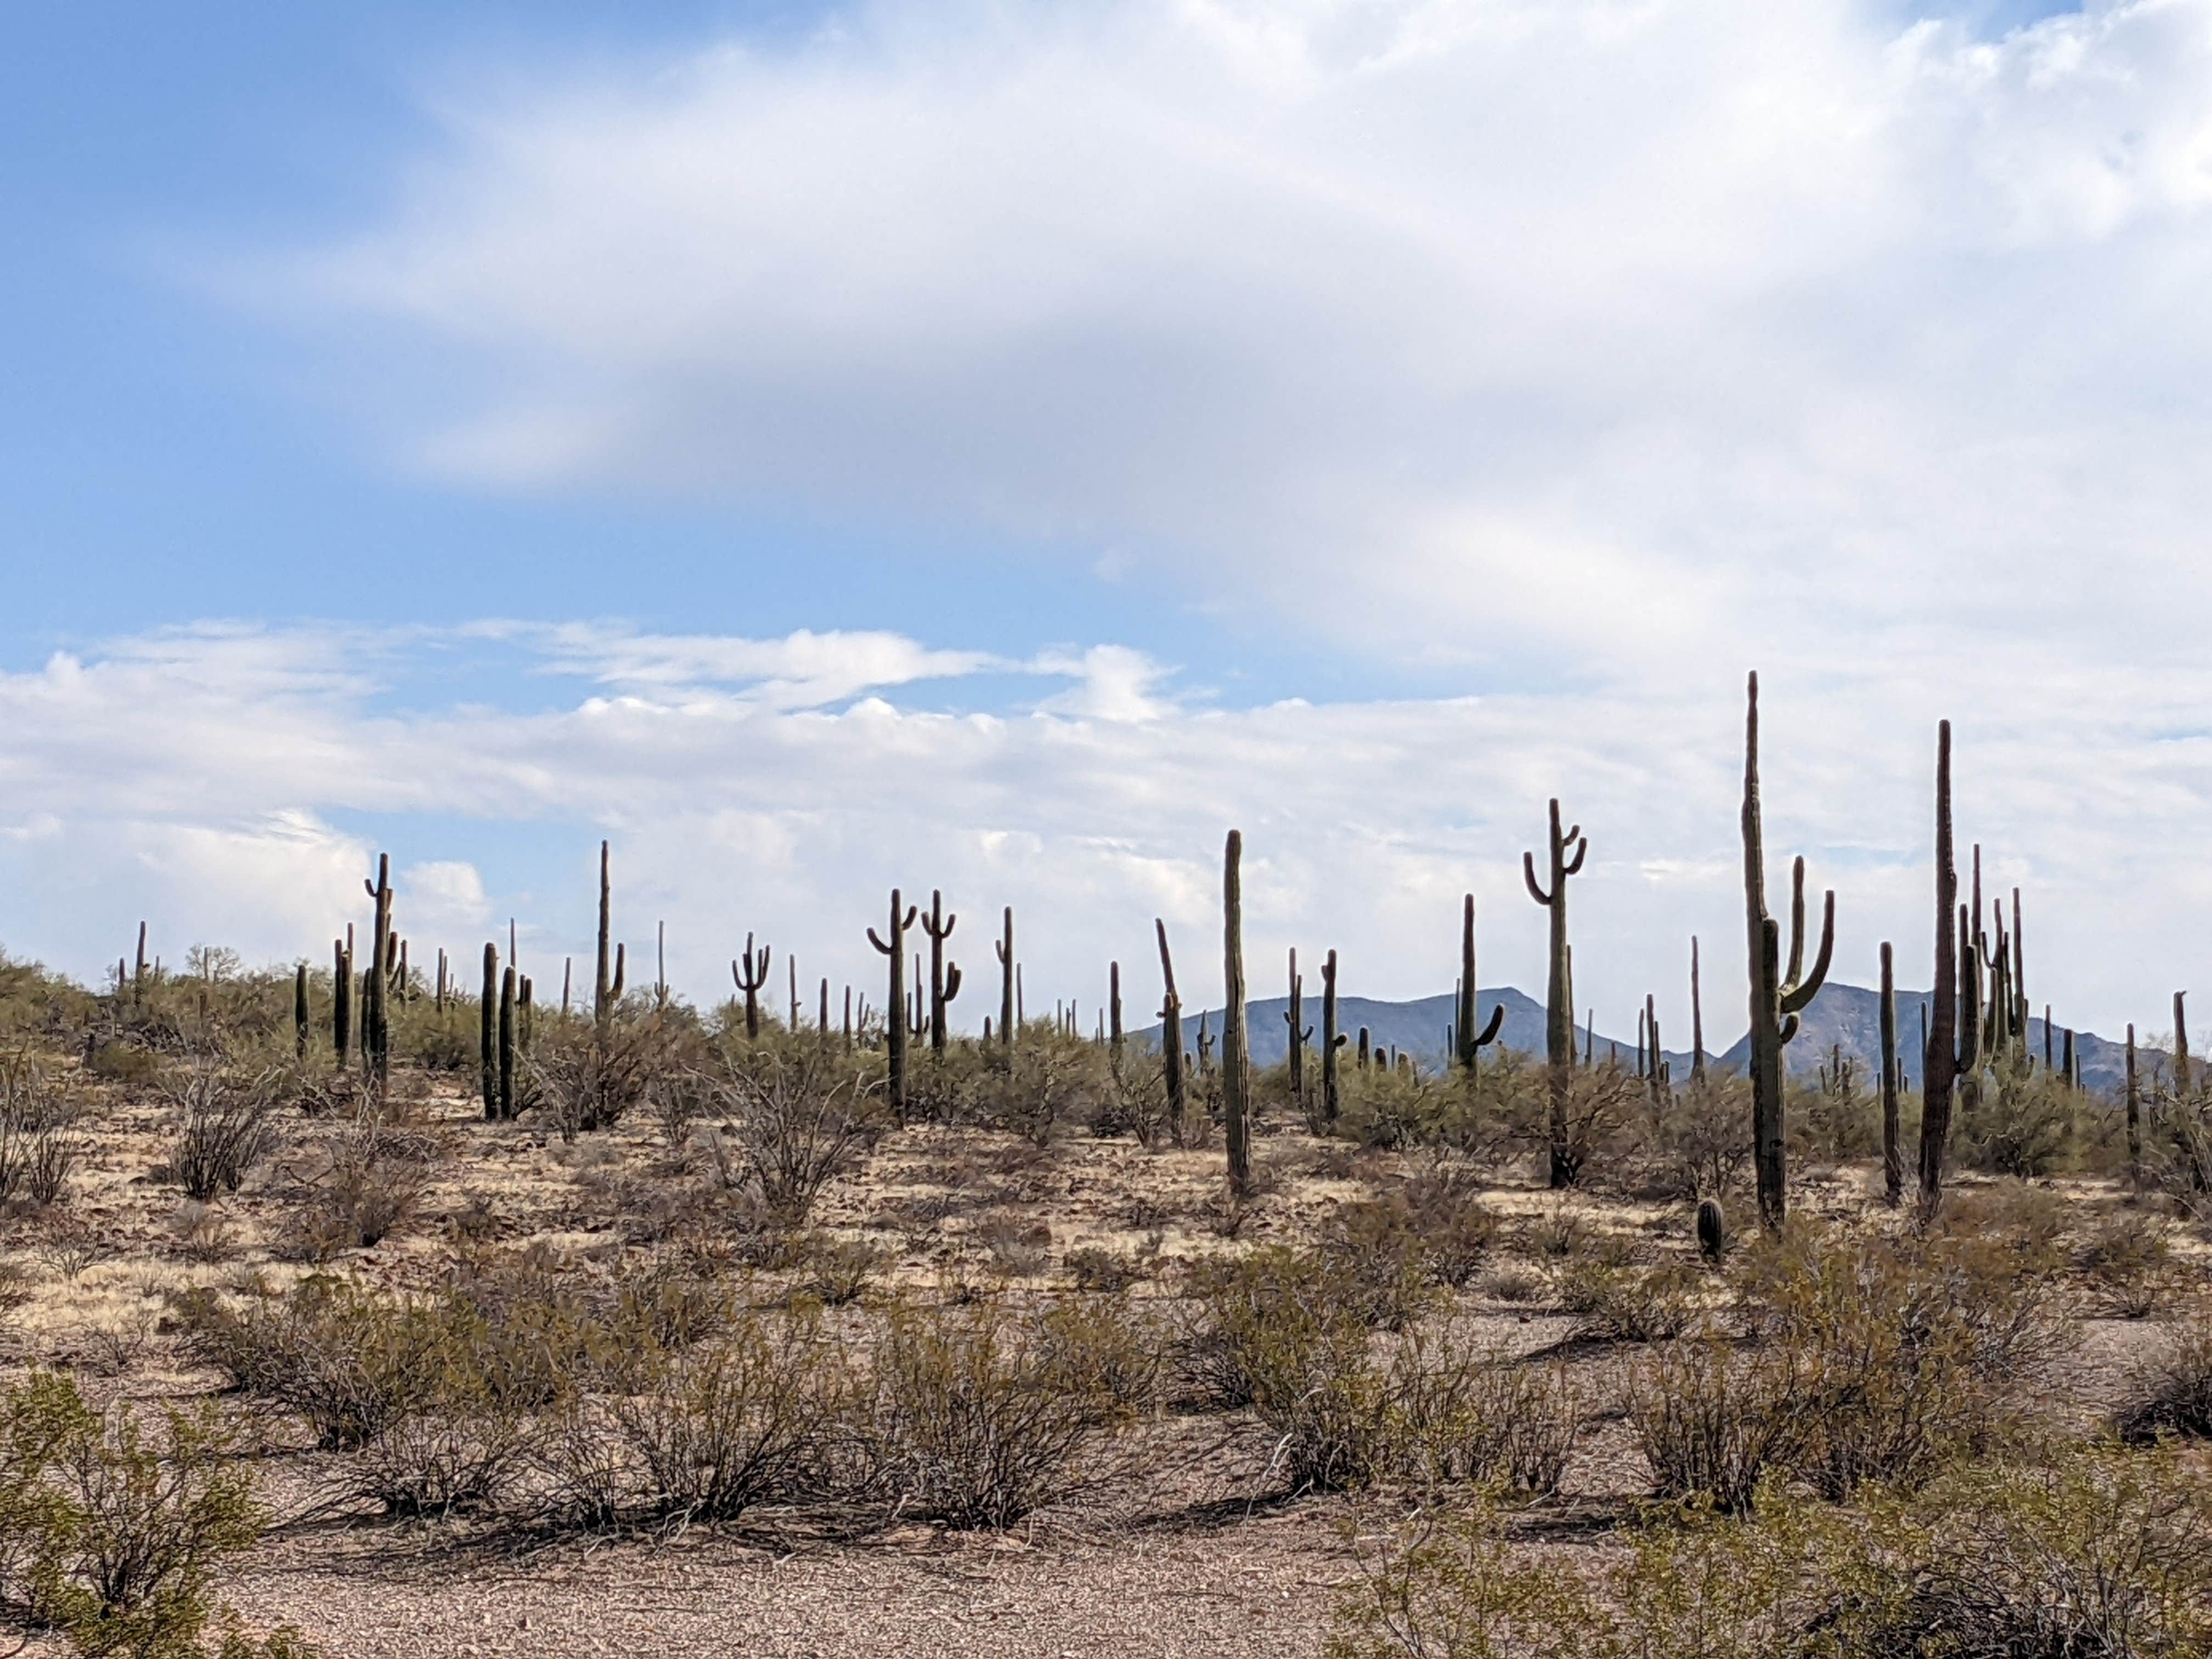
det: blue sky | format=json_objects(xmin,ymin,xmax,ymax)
[{"xmin": 7, "ymin": 0, "xmax": 2210, "ymax": 1045}]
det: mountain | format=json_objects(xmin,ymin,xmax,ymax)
[{"xmin": 1141, "ymin": 980, "xmax": 2133, "ymax": 1094}]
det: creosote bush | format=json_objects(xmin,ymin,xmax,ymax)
[
  {"xmin": 2117, "ymin": 1316, "xmax": 2212, "ymax": 1444},
  {"xmin": 1330, "ymin": 1444, "xmax": 2212, "ymax": 1659},
  {"xmin": 0, "ymin": 1370, "xmax": 308, "ymax": 1659}
]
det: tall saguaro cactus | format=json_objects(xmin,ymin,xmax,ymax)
[
  {"xmin": 995, "ymin": 908, "xmax": 1015, "ymax": 1047},
  {"xmin": 922, "ymin": 892, "xmax": 960, "ymax": 1053},
  {"xmin": 1918, "ymin": 722, "xmax": 1960, "ymax": 1207},
  {"xmin": 1689, "ymin": 937, "xmax": 1707, "ymax": 1082},
  {"xmin": 1156, "ymin": 919, "xmax": 1186, "ymax": 1142},
  {"xmin": 1284, "ymin": 949, "xmax": 1310, "ymax": 1108},
  {"xmin": 1741, "ymin": 673, "xmax": 1836, "ymax": 1230},
  {"xmin": 333, "ymin": 936, "xmax": 353, "ymax": 1064},
  {"xmin": 361, "ymin": 855, "xmax": 393, "ymax": 1088},
  {"xmin": 1221, "ymin": 831, "xmax": 1252, "ymax": 1197},
  {"xmin": 294, "ymin": 965, "xmax": 310, "ymax": 1060},
  {"xmin": 1321, "ymin": 949, "xmax": 1345, "ymax": 1127},
  {"xmin": 1524, "ymin": 799, "xmax": 1588, "ymax": 1187},
  {"xmin": 1880, "ymin": 941, "xmax": 1901, "ymax": 1206},
  {"xmin": 1456, "ymin": 895, "xmax": 1506, "ymax": 1074},
  {"xmin": 733, "ymin": 934, "xmax": 771, "ymax": 1040},
  {"xmin": 480, "ymin": 943, "xmax": 499, "ymax": 1120},
  {"xmin": 594, "ymin": 841, "xmax": 626, "ymax": 1035},
  {"xmin": 869, "ymin": 890, "xmax": 921, "ymax": 1120},
  {"xmin": 498, "ymin": 966, "xmax": 518, "ymax": 1120}
]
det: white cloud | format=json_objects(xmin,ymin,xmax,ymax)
[
  {"xmin": 254, "ymin": 0, "xmax": 2212, "ymax": 681},
  {"xmin": 3, "ymin": 619, "xmax": 2211, "ymax": 1048}
]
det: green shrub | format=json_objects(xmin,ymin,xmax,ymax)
[
  {"xmin": 1331, "ymin": 1446, "xmax": 2212, "ymax": 1659},
  {"xmin": 854, "ymin": 1297, "xmax": 1131, "ymax": 1528},
  {"xmin": 2076, "ymin": 1207, "xmax": 2175, "ymax": 1319},
  {"xmin": 1554, "ymin": 1259, "xmax": 1701, "ymax": 1343},
  {"xmin": 1630, "ymin": 1340, "xmax": 1805, "ymax": 1514}
]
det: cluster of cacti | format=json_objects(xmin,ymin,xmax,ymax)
[
  {"xmin": 1525, "ymin": 797, "xmax": 1589, "ymax": 1187},
  {"xmin": 1740, "ymin": 674, "xmax": 1836, "ymax": 1228}
]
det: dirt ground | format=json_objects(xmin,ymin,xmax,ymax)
[{"xmin": 1, "ymin": 1072, "xmax": 2200, "ymax": 1658}]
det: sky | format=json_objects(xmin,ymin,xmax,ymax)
[{"xmin": 3, "ymin": 0, "xmax": 2208, "ymax": 1047}]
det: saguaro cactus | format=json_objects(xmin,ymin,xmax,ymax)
[
  {"xmin": 133, "ymin": 921, "xmax": 148, "ymax": 1005},
  {"xmin": 1284, "ymin": 949, "xmax": 1311, "ymax": 1109},
  {"xmin": 733, "ymin": 934, "xmax": 771, "ymax": 1040},
  {"xmin": 1919, "ymin": 722, "xmax": 1960, "ymax": 1207},
  {"xmin": 1880, "ymin": 941, "xmax": 1901, "ymax": 1207},
  {"xmin": 362, "ymin": 855, "xmax": 393, "ymax": 1089},
  {"xmin": 1689, "ymin": 937, "xmax": 1707, "ymax": 1082},
  {"xmin": 868, "ymin": 890, "xmax": 921, "ymax": 1120},
  {"xmin": 498, "ymin": 966, "xmax": 518, "ymax": 1121},
  {"xmin": 1109, "ymin": 962, "xmax": 1124, "ymax": 1064},
  {"xmin": 1456, "ymin": 895, "xmax": 1506, "ymax": 1074},
  {"xmin": 1742, "ymin": 673, "xmax": 1836, "ymax": 1229},
  {"xmin": 593, "ymin": 841, "xmax": 626, "ymax": 1035},
  {"xmin": 480, "ymin": 943, "xmax": 499, "ymax": 1120},
  {"xmin": 1221, "ymin": 831, "xmax": 1252, "ymax": 1197},
  {"xmin": 922, "ymin": 892, "xmax": 960, "ymax": 1053},
  {"xmin": 1156, "ymin": 919, "xmax": 1187, "ymax": 1142},
  {"xmin": 1321, "ymin": 948, "xmax": 1345, "ymax": 1127},
  {"xmin": 294, "ymin": 965, "xmax": 309, "ymax": 1060},
  {"xmin": 2126, "ymin": 1023, "xmax": 2141, "ymax": 1183},
  {"xmin": 1524, "ymin": 799, "xmax": 1589, "ymax": 1187},
  {"xmin": 333, "ymin": 936, "xmax": 353, "ymax": 1064}
]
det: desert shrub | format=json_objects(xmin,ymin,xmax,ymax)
[
  {"xmin": 2117, "ymin": 1317, "xmax": 2212, "ymax": 1443},
  {"xmin": 1957, "ymin": 1058, "xmax": 2080, "ymax": 1178},
  {"xmin": 278, "ymin": 1114, "xmax": 430, "ymax": 1261},
  {"xmin": 167, "ymin": 1203, "xmax": 235, "ymax": 1265},
  {"xmin": 972, "ymin": 1031, "xmax": 1108, "ymax": 1146},
  {"xmin": 1630, "ymin": 1340, "xmax": 1807, "ymax": 1513},
  {"xmin": 1729, "ymin": 1221, "xmax": 2070, "ymax": 1498},
  {"xmin": 1786, "ymin": 1056, "xmax": 1880, "ymax": 1165},
  {"xmin": 794, "ymin": 1235, "xmax": 882, "ymax": 1306},
  {"xmin": 0, "ymin": 1052, "xmax": 84, "ymax": 1207},
  {"xmin": 161, "ymin": 1065, "xmax": 280, "ymax": 1202},
  {"xmin": 1066, "ymin": 1244, "xmax": 1151, "ymax": 1293},
  {"xmin": 699, "ymin": 1047, "xmax": 883, "ymax": 1226},
  {"xmin": 15, "ymin": 1379, "xmax": 270, "ymax": 1659},
  {"xmin": 527, "ymin": 1014, "xmax": 668, "ymax": 1137},
  {"xmin": 853, "ymin": 1297, "xmax": 1131, "ymax": 1527},
  {"xmin": 1334, "ymin": 1444, "xmax": 2212, "ymax": 1659},
  {"xmin": 974, "ymin": 1214, "xmax": 1053, "ymax": 1278},
  {"xmin": 1555, "ymin": 1259, "xmax": 1702, "ymax": 1343},
  {"xmin": 594, "ymin": 1310, "xmax": 841, "ymax": 1523},
  {"xmin": 1387, "ymin": 1343, "xmax": 1580, "ymax": 1497},
  {"xmin": 2078, "ymin": 1207, "xmax": 2175, "ymax": 1318},
  {"xmin": 1640, "ymin": 1071, "xmax": 1754, "ymax": 1201},
  {"xmin": 1180, "ymin": 1249, "xmax": 1391, "ymax": 1410},
  {"xmin": 1335, "ymin": 1063, "xmax": 1462, "ymax": 1153}
]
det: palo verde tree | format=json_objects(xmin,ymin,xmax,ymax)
[{"xmin": 1740, "ymin": 672, "xmax": 1835, "ymax": 1230}]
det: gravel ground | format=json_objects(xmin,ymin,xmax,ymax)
[{"xmin": 226, "ymin": 1510, "xmax": 1356, "ymax": 1659}]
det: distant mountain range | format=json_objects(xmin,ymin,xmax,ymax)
[{"xmin": 1141, "ymin": 981, "xmax": 2142, "ymax": 1095}]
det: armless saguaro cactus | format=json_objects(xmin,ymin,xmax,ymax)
[
  {"xmin": 922, "ymin": 893, "xmax": 960, "ymax": 1053},
  {"xmin": 995, "ymin": 908, "xmax": 1016, "ymax": 1048},
  {"xmin": 1221, "ymin": 831, "xmax": 1252, "ymax": 1197},
  {"xmin": 1742, "ymin": 673, "xmax": 1836, "ymax": 1230},
  {"xmin": 294, "ymin": 965, "xmax": 310, "ymax": 1060},
  {"xmin": 1456, "ymin": 895, "xmax": 1506, "ymax": 1075},
  {"xmin": 480, "ymin": 943, "xmax": 499, "ymax": 1121},
  {"xmin": 2126, "ymin": 1024, "xmax": 2141, "ymax": 1183},
  {"xmin": 1918, "ymin": 723, "xmax": 1960, "ymax": 1208},
  {"xmin": 1156, "ymin": 919, "xmax": 1187, "ymax": 1143},
  {"xmin": 1880, "ymin": 941, "xmax": 1901, "ymax": 1207},
  {"xmin": 1689, "ymin": 937, "xmax": 1707, "ymax": 1082},
  {"xmin": 333, "ymin": 937, "xmax": 353, "ymax": 1064},
  {"xmin": 1109, "ymin": 962, "xmax": 1124, "ymax": 1064},
  {"xmin": 1321, "ymin": 949, "xmax": 1346, "ymax": 1127},
  {"xmin": 733, "ymin": 934, "xmax": 771, "ymax": 1040},
  {"xmin": 1524, "ymin": 800, "xmax": 1589, "ymax": 1187},
  {"xmin": 498, "ymin": 966, "xmax": 518, "ymax": 1121},
  {"xmin": 869, "ymin": 890, "xmax": 921, "ymax": 1120},
  {"xmin": 363, "ymin": 854, "xmax": 393, "ymax": 1090}
]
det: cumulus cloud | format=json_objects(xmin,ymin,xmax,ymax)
[
  {"xmin": 2, "ymin": 619, "xmax": 2208, "ymax": 1046},
  {"xmin": 258, "ymin": 0, "xmax": 2212, "ymax": 679}
]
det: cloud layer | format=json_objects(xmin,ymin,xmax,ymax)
[
  {"xmin": 269, "ymin": 0, "xmax": 2212, "ymax": 679},
  {"xmin": 3, "ymin": 620, "xmax": 2207, "ymax": 1046}
]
